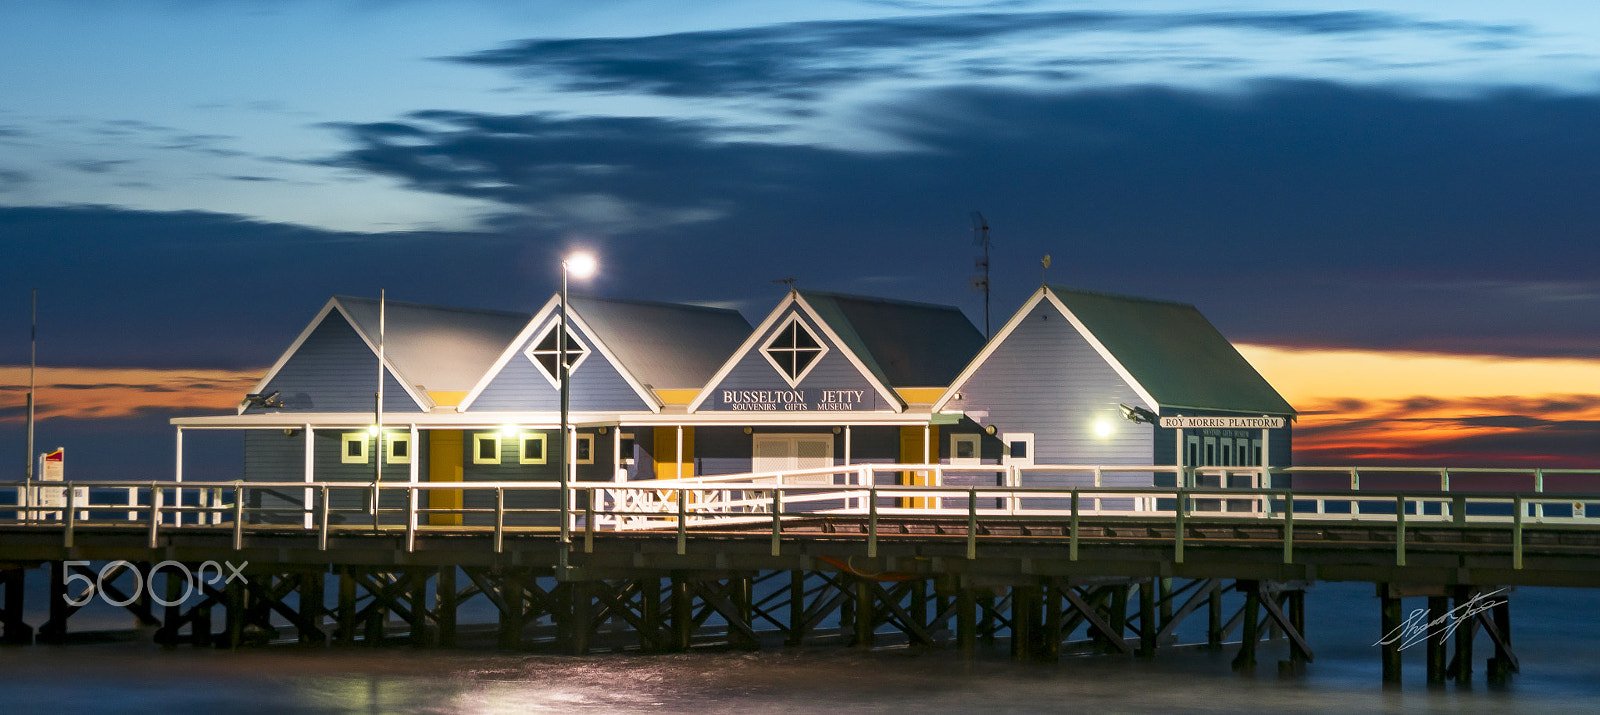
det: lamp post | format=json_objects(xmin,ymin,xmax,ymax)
[{"xmin": 559, "ymin": 252, "xmax": 597, "ymax": 572}]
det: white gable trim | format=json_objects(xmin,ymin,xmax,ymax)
[
  {"xmin": 239, "ymin": 298, "xmax": 339, "ymax": 414},
  {"xmin": 792, "ymin": 294, "xmax": 904, "ymax": 412},
  {"xmin": 460, "ymin": 295, "xmax": 561, "ymax": 412},
  {"xmin": 932, "ymin": 289, "xmax": 1045, "ymax": 414},
  {"xmin": 240, "ymin": 297, "xmax": 431, "ymax": 415},
  {"xmin": 686, "ymin": 291, "xmax": 904, "ymax": 413},
  {"xmin": 1044, "ymin": 290, "xmax": 1159, "ymax": 411},
  {"xmin": 566, "ymin": 309, "xmax": 662, "ymax": 412},
  {"xmin": 931, "ymin": 288, "xmax": 1158, "ymax": 414},
  {"xmin": 329, "ymin": 299, "xmax": 434, "ymax": 412},
  {"xmin": 457, "ymin": 295, "xmax": 661, "ymax": 413}
]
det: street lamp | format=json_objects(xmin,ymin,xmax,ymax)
[{"xmin": 559, "ymin": 251, "xmax": 597, "ymax": 571}]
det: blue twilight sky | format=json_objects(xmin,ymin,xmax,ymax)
[{"xmin": 3, "ymin": 1, "xmax": 1600, "ymax": 474}]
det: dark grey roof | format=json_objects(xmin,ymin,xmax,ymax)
[
  {"xmin": 569, "ymin": 295, "xmax": 752, "ymax": 390},
  {"xmin": 798, "ymin": 290, "xmax": 985, "ymax": 388},
  {"xmin": 1045, "ymin": 285, "xmax": 1295, "ymax": 416},
  {"xmin": 337, "ymin": 296, "xmax": 530, "ymax": 394}
]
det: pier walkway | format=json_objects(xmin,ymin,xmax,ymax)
[{"xmin": 2, "ymin": 462, "xmax": 1598, "ymax": 686}]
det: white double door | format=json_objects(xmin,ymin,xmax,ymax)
[{"xmin": 753, "ymin": 433, "xmax": 834, "ymax": 484}]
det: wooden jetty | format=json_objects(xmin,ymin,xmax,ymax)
[{"xmin": 3, "ymin": 463, "xmax": 1598, "ymax": 687}]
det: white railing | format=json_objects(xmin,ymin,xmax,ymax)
[{"xmin": 3, "ymin": 465, "xmax": 1598, "ymax": 564}]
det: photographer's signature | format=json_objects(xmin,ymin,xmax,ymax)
[{"xmin": 1373, "ymin": 588, "xmax": 1505, "ymax": 651}]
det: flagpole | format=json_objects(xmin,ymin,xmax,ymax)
[
  {"xmin": 374, "ymin": 289, "xmax": 385, "ymax": 532},
  {"xmin": 24, "ymin": 288, "xmax": 35, "ymax": 522}
]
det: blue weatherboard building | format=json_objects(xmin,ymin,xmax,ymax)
[{"xmin": 172, "ymin": 284, "xmax": 1294, "ymax": 521}]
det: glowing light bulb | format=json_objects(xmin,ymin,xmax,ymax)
[{"xmin": 564, "ymin": 252, "xmax": 598, "ymax": 279}]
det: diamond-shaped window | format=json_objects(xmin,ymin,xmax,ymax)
[
  {"xmin": 761, "ymin": 314, "xmax": 827, "ymax": 387},
  {"xmin": 524, "ymin": 320, "xmax": 590, "ymax": 387}
]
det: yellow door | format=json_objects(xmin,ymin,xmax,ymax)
[
  {"xmin": 653, "ymin": 427, "xmax": 695, "ymax": 479},
  {"xmin": 899, "ymin": 425, "xmax": 939, "ymax": 508},
  {"xmin": 428, "ymin": 430, "xmax": 463, "ymax": 525}
]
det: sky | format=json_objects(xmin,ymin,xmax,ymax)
[{"xmin": 2, "ymin": 0, "xmax": 1599, "ymax": 479}]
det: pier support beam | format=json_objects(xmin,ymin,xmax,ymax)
[
  {"xmin": 222, "ymin": 575, "xmax": 245, "ymax": 649},
  {"xmin": 336, "ymin": 567, "xmax": 356, "ymax": 645},
  {"xmin": 1486, "ymin": 595, "xmax": 1517, "ymax": 684},
  {"xmin": 1232, "ymin": 581, "xmax": 1260, "ymax": 672},
  {"xmin": 1450, "ymin": 586, "xmax": 1478, "ymax": 684},
  {"xmin": 853, "ymin": 578, "xmax": 874, "ymax": 648},
  {"xmin": 300, "ymin": 571, "xmax": 326, "ymax": 645},
  {"xmin": 956, "ymin": 585, "xmax": 975, "ymax": 659},
  {"xmin": 1206, "ymin": 583, "xmax": 1223, "ymax": 648},
  {"xmin": 785, "ymin": 571, "xmax": 805, "ymax": 647},
  {"xmin": 497, "ymin": 570, "xmax": 525, "ymax": 650},
  {"xmin": 0, "ymin": 567, "xmax": 32, "ymax": 645},
  {"xmin": 1379, "ymin": 586, "xmax": 1402, "ymax": 685},
  {"xmin": 1009, "ymin": 585, "xmax": 1036, "ymax": 661},
  {"xmin": 1138, "ymin": 579, "xmax": 1157, "ymax": 658},
  {"xmin": 1426, "ymin": 596, "xmax": 1449, "ymax": 685},
  {"xmin": 670, "ymin": 573, "xmax": 692, "ymax": 651},
  {"xmin": 1042, "ymin": 585, "xmax": 1062, "ymax": 662},
  {"xmin": 436, "ymin": 567, "xmax": 457, "ymax": 648}
]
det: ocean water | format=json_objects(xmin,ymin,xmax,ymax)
[{"xmin": 3, "ymin": 581, "xmax": 1599, "ymax": 714}]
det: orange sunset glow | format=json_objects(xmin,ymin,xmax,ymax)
[
  {"xmin": 0, "ymin": 366, "xmax": 260, "ymax": 421},
  {"xmin": 1237, "ymin": 345, "xmax": 1600, "ymax": 467},
  {"xmin": 4, "ymin": 348, "xmax": 1600, "ymax": 468}
]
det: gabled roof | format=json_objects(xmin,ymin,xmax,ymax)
[
  {"xmin": 460, "ymin": 294, "xmax": 747, "ymax": 413},
  {"xmin": 241, "ymin": 296, "xmax": 528, "ymax": 414},
  {"xmin": 1045, "ymin": 286, "xmax": 1294, "ymax": 415},
  {"xmin": 688, "ymin": 290, "xmax": 983, "ymax": 413},
  {"xmin": 798, "ymin": 290, "xmax": 986, "ymax": 389},
  {"xmin": 568, "ymin": 296, "xmax": 752, "ymax": 391},
  {"xmin": 935, "ymin": 285, "xmax": 1294, "ymax": 416},
  {"xmin": 336, "ymin": 296, "xmax": 530, "ymax": 394}
]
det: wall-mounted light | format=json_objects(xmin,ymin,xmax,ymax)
[
  {"xmin": 366, "ymin": 425, "xmax": 379, "ymax": 436},
  {"xmin": 598, "ymin": 426, "xmax": 607, "ymax": 434},
  {"xmin": 500, "ymin": 424, "xmax": 520, "ymax": 437},
  {"xmin": 743, "ymin": 427, "xmax": 754, "ymax": 435},
  {"xmin": 1093, "ymin": 419, "xmax": 1113, "ymax": 439},
  {"xmin": 1118, "ymin": 403, "xmax": 1158, "ymax": 425},
  {"xmin": 832, "ymin": 426, "xmax": 841, "ymax": 434},
  {"xmin": 985, "ymin": 424, "xmax": 997, "ymax": 436}
]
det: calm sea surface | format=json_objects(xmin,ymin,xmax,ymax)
[{"xmin": 3, "ymin": 582, "xmax": 1598, "ymax": 714}]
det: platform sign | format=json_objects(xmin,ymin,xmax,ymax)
[
  {"xmin": 33, "ymin": 448, "xmax": 85, "ymax": 509},
  {"xmin": 1159, "ymin": 416, "xmax": 1284, "ymax": 430}
]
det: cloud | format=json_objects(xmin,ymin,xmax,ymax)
[
  {"xmin": 319, "ymin": 81, "xmax": 1600, "ymax": 359},
  {"xmin": 0, "ymin": 169, "xmax": 28, "ymax": 191},
  {"xmin": 450, "ymin": 10, "xmax": 1522, "ymax": 100},
  {"xmin": 0, "ymin": 366, "xmax": 261, "ymax": 421},
  {"xmin": 65, "ymin": 159, "xmax": 133, "ymax": 174}
]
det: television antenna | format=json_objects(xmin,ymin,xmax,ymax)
[{"xmin": 970, "ymin": 211, "xmax": 991, "ymax": 338}]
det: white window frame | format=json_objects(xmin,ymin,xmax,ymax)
[
  {"xmin": 519, "ymin": 433, "xmax": 548, "ymax": 465},
  {"xmin": 386, "ymin": 432, "xmax": 411, "ymax": 465},
  {"xmin": 1001, "ymin": 432, "xmax": 1034, "ymax": 468},
  {"xmin": 760, "ymin": 313, "xmax": 829, "ymax": 388},
  {"xmin": 472, "ymin": 433, "xmax": 502, "ymax": 465},
  {"xmin": 950, "ymin": 434, "xmax": 981, "ymax": 466},
  {"xmin": 618, "ymin": 432, "xmax": 636, "ymax": 466},
  {"xmin": 524, "ymin": 319, "xmax": 591, "ymax": 388},
  {"xmin": 574, "ymin": 433, "xmax": 595, "ymax": 465},
  {"xmin": 340, "ymin": 433, "xmax": 369, "ymax": 464}
]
